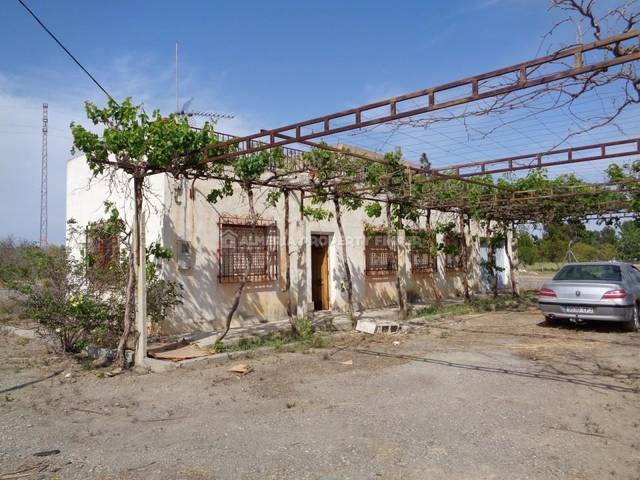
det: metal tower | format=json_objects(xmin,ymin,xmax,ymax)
[{"xmin": 39, "ymin": 103, "xmax": 48, "ymax": 247}]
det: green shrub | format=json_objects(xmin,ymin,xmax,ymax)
[
  {"xmin": 5, "ymin": 207, "xmax": 182, "ymax": 352},
  {"xmin": 28, "ymin": 290, "xmax": 115, "ymax": 352},
  {"xmin": 295, "ymin": 317, "xmax": 314, "ymax": 339},
  {"xmin": 572, "ymin": 242, "xmax": 616, "ymax": 261},
  {"xmin": 20, "ymin": 247, "xmax": 120, "ymax": 352},
  {"xmin": 0, "ymin": 237, "xmax": 64, "ymax": 288}
]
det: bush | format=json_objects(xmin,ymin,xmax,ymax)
[
  {"xmin": 19, "ymin": 239, "xmax": 182, "ymax": 352},
  {"xmin": 147, "ymin": 278, "xmax": 183, "ymax": 325},
  {"xmin": 28, "ymin": 290, "xmax": 116, "ymax": 352},
  {"xmin": 295, "ymin": 317, "xmax": 314, "ymax": 339},
  {"xmin": 4, "ymin": 208, "xmax": 182, "ymax": 353},
  {"xmin": 617, "ymin": 221, "xmax": 640, "ymax": 261},
  {"xmin": 572, "ymin": 242, "xmax": 617, "ymax": 261},
  {"xmin": 0, "ymin": 237, "xmax": 64, "ymax": 288},
  {"xmin": 572, "ymin": 242, "xmax": 600, "ymax": 261},
  {"xmin": 20, "ymin": 246, "xmax": 121, "ymax": 352}
]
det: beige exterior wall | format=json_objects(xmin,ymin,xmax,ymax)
[
  {"xmin": 160, "ymin": 177, "xmax": 513, "ymax": 334},
  {"xmin": 66, "ymin": 156, "xmax": 514, "ymax": 336}
]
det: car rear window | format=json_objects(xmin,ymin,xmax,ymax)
[{"xmin": 553, "ymin": 264, "xmax": 621, "ymax": 282}]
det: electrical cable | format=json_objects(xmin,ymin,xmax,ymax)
[{"xmin": 15, "ymin": 0, "xmax": 117, "ymax": 104}]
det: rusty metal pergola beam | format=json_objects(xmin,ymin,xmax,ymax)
[
  {"xmin": 203, "ymin": 30, "xmax": 640, "ymax": 162},
  {"xmin": 436, "ymin": 138, "xmax": 640, "ymax": 177},
  {"xmin": 271, "ymin": 131, "xmax": 508, "ymax": 191},
  {"xmin": 424, "ymin": 181, "xmax": 640, "ymax": 210},
  {"xmin": 202, "ymin": 130, "xmax": 640, "ymax": 223}
]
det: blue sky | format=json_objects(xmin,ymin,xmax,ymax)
[{"xmin": 0, "ymin": 0, "xmax": 635, "ymax": 243}]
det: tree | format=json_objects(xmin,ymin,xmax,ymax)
[
  {"xmin": 490, "ymin": 221, "xmax": 520, "ymax": 297},
  {"xmin": 71, "ymin": 98, "xmax": 219, "ymax": 368},
  {"xmin": 617, "ymin": 221, "xmax": 640, "ymax": 261},
  {"xmin": 516, "ymin": 230, "xmax": 538, "ymax": 266},
  {"xmin": 363, "ymin": 149, "xmax": 418, "ymax": 318},
  {"xmin": 595, "ymin": 226, "xmax": 617, "ymax": 246}
]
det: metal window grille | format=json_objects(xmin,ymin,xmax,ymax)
[
  {"xmin": 408, "ymin": 233, "xmax": 437, "ymax": 274},
  {"xmin": 218, "ymin": 216, "xmax": 278, "ymax": 283},
  {"xmin": 86, "ymin": 226, "xmax": 119, "ymax": 270},
  {"xmin": 365, "ymin": 233, "xmax": 397, "ymax": 276},
  {"xmin": 444, "ymin": 233, "xmax": 465, "ymax": 272}
]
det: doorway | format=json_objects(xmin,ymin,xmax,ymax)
[{"xmin": 311, "ymin": 234, "xmax": 330, "ymax": 311}]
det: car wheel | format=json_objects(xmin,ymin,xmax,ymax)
[
  {"xmin": 544, "ymin": 315, "xmax": 560, "ymax": 327},
  {"xmin": 625, "ymin": 303, "xmax": 640, "ymax": 332}
]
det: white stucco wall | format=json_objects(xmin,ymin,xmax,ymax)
[
  {"xmin": 66, "ymin": 155, "xmax": 515, "ymax": 335},
  {"xmin": 65, "ymin": 155, "xmax": 166, "ymax": 249}
]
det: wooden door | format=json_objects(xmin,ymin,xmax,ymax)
[{"xmin": 311, "ymin": 235, "xmax": 330, "ymax": 310}]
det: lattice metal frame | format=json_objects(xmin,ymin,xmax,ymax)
[
  {"xmin": 218, "ymin": 215, "xmax": 279, "ymax": 283},
  {"xmin": 443, "ymin": 233, "xmax": 465, "ymax": 272},
  {"xmin": 407, "ymin": 231, "xmax": 438, "ymax": 274},
  {"xmin": 364, "ymin": 232, "xmax": 398, "ymax": 276},
  {"xmin": 85, "ymin": 223, "xmax": 120, "ymax": 270},
  {"xmin": 204, "ymin": 30, "xmax": 640, "ymax": 162}
]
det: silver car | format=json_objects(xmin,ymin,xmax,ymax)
[{"xmin": 537, "ymin": 262, "xmax": 640, "ymax": 332}]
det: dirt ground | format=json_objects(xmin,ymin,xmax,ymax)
[{"xmin": 1, "ymin": 307, "xmax": 639, "ymax": 480}]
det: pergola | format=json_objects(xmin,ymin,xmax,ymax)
[
  {"xmin": 195, "ymin": 29, "xmax": 640, "ymax": 227},
  {"xmin": 167, "ymin": 28, "xmax": 639, "ymax": 346}
]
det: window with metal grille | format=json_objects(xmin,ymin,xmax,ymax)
[
  {"xmin": 443, "ymin": 233, "xmax": 465, "ymax": 272},
  {"xmin": 407, "ymin": 230, "xmax": 437, "ymax": 274},
  {"xmin": 218, "ymin": 216, "xmax": 278, "ymax": 283},
  {"xmin": 365, "ymin": 232, "xmax": 397, "ymax": 276},
  {"xmin": 86, "ymin": 224, "xmax": 120, "ymax": 270}
]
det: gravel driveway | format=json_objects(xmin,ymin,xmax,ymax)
[{"xmin": 1, "ymin": 308, "xmax": 639, "ymax": 479}]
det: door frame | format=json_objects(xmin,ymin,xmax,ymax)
[{"xmin": 309, "ymin": 232, "xmax": 334, "ymax": 311}]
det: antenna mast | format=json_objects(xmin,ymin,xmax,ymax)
[
  {"xmin": 40, "ymin": 102, "xmax": 48, "ymax": 247},
  {"xmin": 175, "ymin": 41, "xmax": 179, "ymax": 114}
]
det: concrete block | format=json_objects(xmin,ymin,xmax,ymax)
[
  {"xmin": 84, "ymin": 345, "xmax": 134, "ymax": 365},
  {"xmin": 355, "ymin": 320, "xmax": 378, "ymax": 334},
  {"xmin": 356, "ymin": 319, "xmax": 400, "ymax": 334}
]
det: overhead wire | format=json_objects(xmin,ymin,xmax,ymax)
[{"xmin": 15, "ymin": 0, "xmax": 117, "ymax": 104}]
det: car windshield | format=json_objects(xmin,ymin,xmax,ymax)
[{"xmin": 553, "ymin": 264, "xmax": 621, "ymax": 282}]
